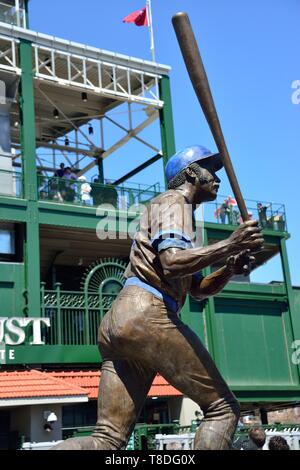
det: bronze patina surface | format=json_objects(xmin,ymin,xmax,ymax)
[{"xmin": 53, "ymin": 153, "xmax": 263, "ymax": 450}]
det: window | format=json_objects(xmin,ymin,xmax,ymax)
[
  {"xmin": 0, "ymin": 222, "xmax": 23, "ymax": 262},
  {"xmin": 0, "ymin": 228, "xmax": 15, "ymax": 255}
]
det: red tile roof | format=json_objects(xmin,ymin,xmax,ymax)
[
  {"xmin": 0, "ymin": 370, "xmax": 87, "ymax": 400},
  {"xmin": 0, "ymin": 370, "xmax": 182, "ymax": 401},
  {"xmin": 49, "ymin": 370, "xmax": 100, "ymax": 399},
  {"xmin": 49, "ymin": 371, "xmax": 182, "ymax": 399}
]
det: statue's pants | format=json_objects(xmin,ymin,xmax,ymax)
[{"xmin": 53, "ymin": 286, "xmax": 240, "ymax": 450}]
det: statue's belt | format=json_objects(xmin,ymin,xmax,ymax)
[{"xmin": 124, "ymin": 277, "xmax": 179, "ymax": 313}]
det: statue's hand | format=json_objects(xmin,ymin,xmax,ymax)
[
  {"xmin": 229, "ymin": 220, "xmax": 264, "ymax": 251},
  {"xmin": 226, "ymin": 249, "xmax": 256, "ymax": 275}
]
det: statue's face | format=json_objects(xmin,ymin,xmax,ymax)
[{"xmin": 192, "ymin": 164, "xmax": 221, "ymax": 203}]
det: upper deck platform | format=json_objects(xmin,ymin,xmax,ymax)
[{"xmin": 0, "ymin": 21, "xmax": 170, "ymax": 145}]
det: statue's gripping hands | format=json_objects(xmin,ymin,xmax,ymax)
[{"xmin": 53, "ymin": 146, "xmax": 263, "ymax": 450}]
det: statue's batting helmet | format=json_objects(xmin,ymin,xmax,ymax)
[{"xmin": 165, "ymin": 145, "xmax": 223, "ymax": 183}]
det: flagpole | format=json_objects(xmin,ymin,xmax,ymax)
[{"xmin": 146, "ymin": 0, "xmax": 156, "ymax": 62}]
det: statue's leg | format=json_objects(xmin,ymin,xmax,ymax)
[
  {"xmin": 140, "ymin": 301, "xmax": 240, "ymax": 450},
  {"xmin": 52, "ymin": 359, "xmax": 155, "ymax": 450}
]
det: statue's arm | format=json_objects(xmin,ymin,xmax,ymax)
[
  {"xmin": 189, "ymin": 265, "xmax": 233, "ymax": 300},
  {"xmin": 191, "ymin": 250, "xmax": 256, "ymax": 300},
  {"xmin": 159, "ymin": 220, "xmax": 262, "ymax": 280},
  {"xmin": 159, "ymin": 240, "xmax": 237, "ymax": 279}
]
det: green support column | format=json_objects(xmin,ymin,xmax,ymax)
[
  {"xmin": 19, "ymin": 39, "xmax": 40, "ymax": 317},
  {"xmin": 280, "ymin": 237, "xmax": 300, "ymax": 377},
  {"xmin": 159, "ymin": 76, "xmax": 176, "ymax": 187},
  {"xmin": 202, "ymin": 227, "xmax": 220, "ymax": 363},
  {"xmin": 97, "ymin": 157, "xmax": 104, "ymax": 184}
]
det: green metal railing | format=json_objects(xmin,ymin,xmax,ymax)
[
  {"xmin": 0, "ymin": 168, "xmax": 287, "ymax": 231},
  {"xmin": 61, "ymin": 422, "xmax": 300, "ymax": 450},
  {"xmin": 41, "ymin": 282, "xmax": 118, "ymax": 345},
  {"xmin": 0, "ymin": 169, "xmax": 23, "ymax": 198},
  {"xmin": 38, "ymin": 175, "xmax": 161, "ymax": 209},
  {"xmin": 206, "ymin": 195, "xmax": 287, "ymax": 232},
  {"xmin": 61, "ymin": 423, "xmax": 191, "ymax": 449}
]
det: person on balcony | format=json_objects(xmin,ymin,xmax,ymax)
[
  {"xmin": 257, "ymin": 202, "xmax": 270, "ymax": 228},
  {"xmin": 78, "ymin": 175, "xmax": 92, "ymax": 206},
  {"xmin": 54, "ymin": 162, "xmax": 65, "ymax": 178},
  {"xmin": 63, "ymin": 167, "xmax": 77, "ymax": 202},
  {"xmin": 53, "ymin": 145, "xmax": 263, "ymax": 451}
]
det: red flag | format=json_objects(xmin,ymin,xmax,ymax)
[{"xmin": 122, "ymin": 6, "xmax": 149, "ymax": 27}]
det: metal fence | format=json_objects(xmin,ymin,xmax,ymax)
[
  {"xmin": 0, "ymin": 168, "xmax": 287, "ymax": 232},
  {"xmin": 38, "ymin": 175, "xmax": 160, "ymax": 210},
  {"xmin": 41, "ymin": 283, "xmax": 118, "ymax": 345},
  {"xmin": 205, "ymin": 195, "xmax": 286, "ymax": 232}
]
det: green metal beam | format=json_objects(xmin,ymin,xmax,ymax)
[
  {"xmin": 19, "ymin": 39, "xmax": 40, "ymax": 317},
  {"xmin": 113, "ymin": 153, "xmax": 163, "ymax": 186},
  {"xmin": 0, "ymin": 197, "xmax": 27, "ymax": 222},
  {"xmin": 24, "ymin": 0, "xmax": 30, "ymax": 28},
  {"xmin": 280, "ymin": 238, "xmax": 300, "ymax": 378},
  {"xmin": 159, "ymin": 76, "xmax": 176, "ymax": 187},
  {"xmin": 202, "ymin": 228, "xmax": 220, "ymax": 362},
  {"xmin": 19, "ymin": 41, "xmax": 37, "ymax": 202},
  {"xmin": 97, "ymin": 157, "xmax": 104, "ymax": 184}
]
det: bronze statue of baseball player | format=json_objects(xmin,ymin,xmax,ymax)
[{"xmin": 54, "ymin": 145, "xmax": 263, "ymax": 450}]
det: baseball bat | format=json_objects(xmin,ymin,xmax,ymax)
[{"xmin": 172, "ymin": 12, "xmax": 249, "ymax": 221}]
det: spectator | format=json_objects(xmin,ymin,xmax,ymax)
[
  {"xmin": 248, "ymin": 427, "xmax": 266, "ymax": 450},
  {"xmin": 215, "ymin": 196, "xmax": 238, "ymax": 225},
  {"xmin": 232, "ymin": 426, "xmax": 266, "ymax": 450},
  {"xmin": 257, "ymin": 202, "xmax": 269, "ymax": 228},
  {"xmin": 194, "ymin": 410, "xmax": 203, "ymax": 427},
  {"xmin": 54, "ymin": 162, "xmax": 65, "ymax": 178},
  {"xmin": 220, "ymin": 200, "xmax": 229, "ymax": 224},
  {"xmin": 268, "ymin": 435, "xmax": 290, "ymax": 450},
  {"xmin": 63, "ymin": 167, "xmax": 77, "ymax": 202},
  {"xmin": 48, "ymin": 178, "xmax": 63, "ymax": 202},
  {"xmin": 78, "ymin": 175, "xmax": 92, "ymax": 205}
]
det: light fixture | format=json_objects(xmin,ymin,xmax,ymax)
[
  {"xmin": 151, "ymin": 396, "xmax": 158, "ymax": 400},
  {"xmin": 81, "ymin": 92, "xmax": 88, "ymax": 102},
  {"xmin": 53, "ymin": 108, "xmax": 59, "ymax": 119},
  {"xmin": 65, "ymin": 136, "xmax": 69, "ymax": 146},
  {"xmin": 88, "ymin": 124, "xmax": 94, "ymax": 135},
  {"xmin": 44, "ymin": 410, "xmax": 58, "ymax": 423},
  {"xmin": 14, "ymin": 121, "xmax": 19, "ymax": 127},
  {"xmin": 43, "ymin": 423, "xmax": 53, "ymax": 433}
]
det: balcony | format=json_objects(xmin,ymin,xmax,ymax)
[
  {"xmin": 0, "ymin": 168, "xmax": 288, "ymax": 232},
  {"xmin": 37, "ymin": 175, "xmax": 161, "ymax": 210}
]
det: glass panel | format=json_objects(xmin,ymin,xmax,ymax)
[
  {"xmin": 0, "ymin": 1, "xmax": 25, "ymax": 27},
  {"xmin": 0, "ymin": 228, "xmax": 15, "ymax": 254}
]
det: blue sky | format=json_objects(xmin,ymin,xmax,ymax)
[{"xmin": 29, "ymin": 0, "xmax": 300, "ymax": 284}]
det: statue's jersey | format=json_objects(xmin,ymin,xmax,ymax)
[{"xmin": 124, "ymin": 189, "xmax": 202, "ymax": 309}]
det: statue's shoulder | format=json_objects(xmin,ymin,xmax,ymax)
[{"xmin": 150, "ymin": 189, "xmax": 184, "ymax": 206}]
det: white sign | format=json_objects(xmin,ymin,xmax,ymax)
[{"xmin": 0, "ymin": 317, "xmax": 51, "ymax": 346}]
